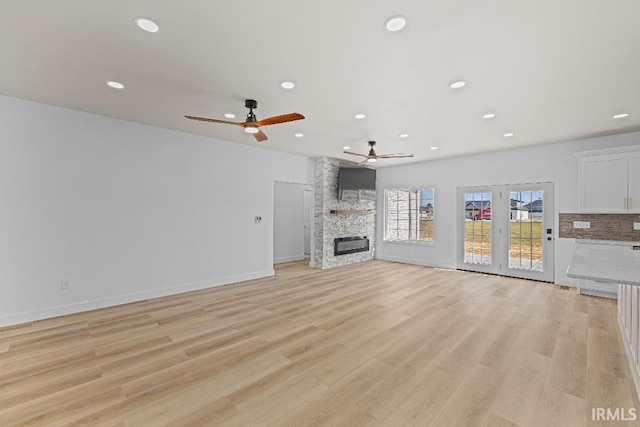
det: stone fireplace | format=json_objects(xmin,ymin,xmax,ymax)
[{"xmin": 312, "ymin": 157, "xmax": 375, "ymax": 269}]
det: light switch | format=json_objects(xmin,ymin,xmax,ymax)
[{"xmin": 573, "ymin": 221, "xmax": 590, "ymax": 229}]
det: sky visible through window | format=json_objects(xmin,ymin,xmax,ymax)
[{"xmin": 420, "ymin": 188, "xmax": 434, "ymax": 206}]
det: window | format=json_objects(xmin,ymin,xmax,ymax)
[{"xmin": 384, "ymin": 187, "xmax": 435, "ymax": 243}]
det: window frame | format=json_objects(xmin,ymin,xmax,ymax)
[{"xmin": 383, "ymin": 187, "xmax": 436, "ymax": 245}]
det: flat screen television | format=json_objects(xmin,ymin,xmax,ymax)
[
  {"xmin": 338, "ymin": 167, "xmax": 376, "ymax": 190},
  {"xmin": 338, "ymin": 167, "xmax": 376, "ymax": 201}
]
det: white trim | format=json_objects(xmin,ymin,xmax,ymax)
[
  {"xmin": 376, "ymin": 254, "xmax": 454, "ymax": 270},
  {"xmin": 574, "ymin": 145, "xmax": 640, "ymax": 159},
  {"xmin": 0, "ymin": 269, "xmax": 274, "ymax": 328},
  {"xmin": 274, "ymin": 255, "xmax": 308, "ymax": 264},
  {"xmin": 618, "ymin": 314, "xmax": 640, "ymax": 399}
]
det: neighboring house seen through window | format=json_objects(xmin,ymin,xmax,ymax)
[{"xmin": 384, "ymin": 188, "xmax": 435, "ymax": 243}]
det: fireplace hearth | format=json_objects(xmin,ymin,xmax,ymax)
[{"xmin": 334, "ymin": 236, "xmax": 370, "ymax": 256}]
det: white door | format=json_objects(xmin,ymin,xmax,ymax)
[
  {"xmin": 303, "ymin": 189, "xmax": 312, "ymax": 256},
  {"xmin": 457, "ymin": 187, "xmax": 500, "ymax": 275},
  {"xmin": 458, "ymin": 183, "xmax": 555, "ymax": 282}
]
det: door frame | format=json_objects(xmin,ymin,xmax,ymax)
[{"xmin": 457, "ymin": 182, "xmax": 555, "ymax": 282}]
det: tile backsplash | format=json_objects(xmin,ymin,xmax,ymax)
[{"xmin": 559, "ymin": 213, "xmax": 640, "ymax": 241}]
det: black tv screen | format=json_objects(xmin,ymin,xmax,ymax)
[{"xmin": 338, "ymin": 167, "xmax": 376, "ymax": 191}]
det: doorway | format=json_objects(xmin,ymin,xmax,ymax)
[
  {"xmin": 457, "ymin": 182, "xmax": 555, "ymax": 282},
  {"xmin": 273, "ymin": 181, "xmax": 313, "ymax": 264}
]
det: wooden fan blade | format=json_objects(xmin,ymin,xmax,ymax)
[
  {"xmin": 343, "ymin": 151, "xmax": 369, "ymax": 158},
  {"xmin": 254, "ymin": 113, "xmax": 305, "ymax": 127},
  {"xmin": 184, "ymin": 115, "xmax": 241, "ymax": 126},
  {"xmin": 377, "ymin": 153, "xmax": 414, "ymax": 158},
  {"xmin": 253, "ymin": 129, "xmax": 268, "ymax": 142}
]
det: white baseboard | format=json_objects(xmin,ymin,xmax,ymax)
[
  {"xmin": 375, "ymin": 255, "xmax": 455, "ymax": 270},
  {"xmin": 0, "ymin": 269, "xmax": 274, "ymax": 328},
  {"xmin": 274, "ymin": 255, "xmax": 308, "ymax": 264}
]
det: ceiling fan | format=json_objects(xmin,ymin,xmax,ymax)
[
  {"xmin": 344, "ymin": 141, "xmax": 414, "ymax": 163},
  {"xmin": 185, "ymin": 99, "xmax": 304, "ymax": 142}
]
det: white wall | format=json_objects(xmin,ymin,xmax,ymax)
[
  {"xmin": 376, "ymin": 132, "xmax": 640, "ymax": 285},
  {"xmin": 0, "ymin": 95, "xmax": 314, "ymax": 327},
  {"xmin": 273, "ymin": 181, "xmax": 309, "ymax": 263}
]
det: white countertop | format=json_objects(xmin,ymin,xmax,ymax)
[{"xmin": 567, "ymin": 240, "xmax": 640, "ymax": 287}]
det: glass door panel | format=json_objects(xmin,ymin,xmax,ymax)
[
  {"xmin": 464, "ymin": 192, "xmax": 493, "ymax": 266},
  {"xmin": 458, "ymin": 183, "xmax": 554, "ymax": 282},
  {"xmin": 458, "ymin": 187, "xmax": 500, "ymax": 275}
]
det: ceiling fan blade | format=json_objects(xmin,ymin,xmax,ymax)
[
  {"xmin": 254, "ymin": 113, "xmax": 305, "ymax": 127},
  {"xmin": 343, "ymin": 151, "xmax": 369, "ymax": 158},
  {"xmin": 377, "ymin": 153, "xmax": 414, "ymax": 158},
  {"xmin": 185, "ymin": 115, "xmax": 241, "ymax": 125},
  {"xmin": 253, "ymin": 129, "xmax": 268, "ymax": 142}
]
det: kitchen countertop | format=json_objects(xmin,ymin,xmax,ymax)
[{"xmin": 567, "ymin": 240, "xmax": 640, "ymax": 287}]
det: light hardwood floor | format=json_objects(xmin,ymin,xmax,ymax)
[{"xmin": 0, "ymin": 260, "xmax": 638, "ymax": 426}]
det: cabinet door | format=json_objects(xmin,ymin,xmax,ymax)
[
  {"xmin": 629, "ymin": 152, "xmax": 640, "ymax": 213},
  {"xmin": 580, "ymin": 154, "xmax": 628, "ymax": 213}
]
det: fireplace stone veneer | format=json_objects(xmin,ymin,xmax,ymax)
[{"xmin": 313, "ymin": 157, "xmax": 375, "ymax": 269}]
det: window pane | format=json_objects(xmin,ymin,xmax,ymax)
[
  {"xmin": 508, "ymin": 190, "xmax": 544, "ymax": 272},
  {"xmin": 464, "ymin": 192, "xmax": 492, "ymax": 265},
  {"xmin": 385, "ymin": 187, "xmax": 435, "ymax": 243}
]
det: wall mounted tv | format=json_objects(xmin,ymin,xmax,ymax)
[
  {"xmin": 338, "ymin": 167, "xmax": 376, "ymax": 190},
  {"xmin": 338, "ymin": 167, "xmax": 376, "ymax": 201}
]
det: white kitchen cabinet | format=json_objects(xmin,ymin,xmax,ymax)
[
  {"xmin": 630, "ymin": 152, "xmax": 640, "ymax": 213},
  {"xmin": 578, "ymin": 147, "xmax": 640, "ymax": 213}
]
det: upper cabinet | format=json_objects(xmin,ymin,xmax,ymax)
[{"xmin": 578, "ymin": 147, "xmax": 640, "ymax": 213}]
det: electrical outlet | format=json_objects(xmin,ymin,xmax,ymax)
[
  {"xmin": 61, "ymin": 279, "xmax": 71, "ymax": 289},
  {"xmin": 573, "ymin": 221, "xmax": 591, "ymax": 229},
  {"xmin": 255, "ymin": 216, "xmax": 262, "ymax": 223},
  {"xmin": 634, "ymin": 222, "xmax": 640, "ymax": 231}
]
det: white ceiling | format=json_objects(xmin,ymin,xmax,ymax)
[{"xmin": 2, "ymin": 1, "xmax": 640, "ymax": 167}]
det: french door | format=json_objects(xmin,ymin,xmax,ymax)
[{"xmin": 457, "ymin": 183, "xmax": 555, "ymax": 282}]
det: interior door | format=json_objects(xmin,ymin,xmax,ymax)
[{"xmin": 458, "ymin": 183, "xmax": 555, "ymax": 282}]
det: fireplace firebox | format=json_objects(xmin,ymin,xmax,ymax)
[{"xmin": 334, "ymin": 236, "xmax": 370, "ymax": 256}]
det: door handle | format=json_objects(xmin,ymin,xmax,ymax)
[{"xmin": 625, "ymin": 197, "xmax": 628, "ymax": 210}]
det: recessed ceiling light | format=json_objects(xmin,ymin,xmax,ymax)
[
  {"xmin": 343, "ymin": 146, "xmax": 351, "ymax": 150},
  {"xmin": 450, "ymin": 80, "xmax": 466, "ymax": 89},
  {"xmin": 504, "ymin": 132, "xmax": 515, "ymax": 137},
  {"xmin": 483, "ymin": 113, "xmax": 496, "ymax": 119},
  {"xmin": 280, "ymin": 81, "xmax": 295, "ymax": 90},
  {"xmin": 106, "ymin": 81, "xmax": 124, "ymax": 89},
  {"xmin": 134, "ymin": 17, "xmax": 159, "ymax": 33},
  {"xmin": 245, "ymin": 126, "xmax": 259, "ymax": 134},
  {"xmin": 399, "ymin": 133, "xmax": 410, "ymax": 138},
  {"xmin": 430, "ymin": 146, "xmax": 439, "ymax": 150},
  {"xmin": 367, "ymin": 158, "xmax": 377, "ymax": 163},
  {"xmin": 385, "ymin": 16, "xmax": 407, "ymax": 32},
  {"xmin": 354, "ymin": 114, "xmax": 366, "ymax": 120},
  {"xmin": 294, "ymin": 133, "xmax": 304, "ymax": 138},
  {"xmin": 613, "ymin": 113, "xmax": 630, "ymax": 119},
  {"xmin": 224, "ymin": 113, "xmax": 236, "ymax": 119}
]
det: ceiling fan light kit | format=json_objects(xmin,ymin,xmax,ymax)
[{"xmin": 185, "ymin": 99, "xmax": 304, "ymax": 143}]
